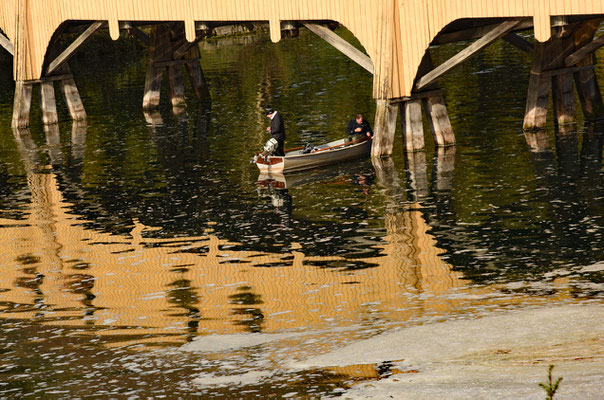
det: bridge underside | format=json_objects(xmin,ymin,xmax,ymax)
[{"xmin": 3, "ymin": 13, "xmax": 604, "ymax": 158}]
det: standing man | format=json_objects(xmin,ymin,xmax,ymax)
[
  {"xmin": 265, "ymin": 105, "xmax": 286, "ymax": 156},
  {"xmin": 346, "ymin": 114, "xmax": 373, "ymax": 141}
]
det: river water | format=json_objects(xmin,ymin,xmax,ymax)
[{"xmin": 0, "ymin": 28, "xmax": 602, "ymax": 398}]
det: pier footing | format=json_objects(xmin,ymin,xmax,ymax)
[
  {"xmin": 524, "ymin": 19, "xmax": 604, "ymax": 130},
  {"xmin": 11, "ymin": 72, "xmax": 86, "ymax": 129},
  {"xmin": 11, "ymin": 29, "xmax": 89, "ymax": 128},
  {"xmin": 143, "ymin": 23, "xmax": 210, "ymax": 114},
  {"xmin": 372, "ymin": 51, "xmax": 455, "ymax": 157}
]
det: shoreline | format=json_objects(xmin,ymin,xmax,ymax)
[{"xmin": 292, "ymin": 303, "xmax": 604, "ymax": 399}]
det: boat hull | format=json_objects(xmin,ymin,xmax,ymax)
[{"xmin": 256, "ymin": 138, "xmax": 371, "ymax": 173}]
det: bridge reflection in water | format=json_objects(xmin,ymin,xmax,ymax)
[{"xmin": 0, "ymin": 123, "xmax": 576, "ymax": 357}]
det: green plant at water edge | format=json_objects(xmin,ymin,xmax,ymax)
[{"xmin": 539, "ymin": 364, "xmax": 563, "ymax": 400}]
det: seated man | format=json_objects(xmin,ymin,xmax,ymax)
[{"xmin": 346, "ymin": 114, "xmax": 373, "ymax": 142}]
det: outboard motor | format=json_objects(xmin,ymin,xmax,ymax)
[
  {"xmin": 251, "ymin": 138, "xmax": 280, "ymax": 164},
  {"xmin": 263, "ymin": 138, "xmax": 279, "ymax": 155}
]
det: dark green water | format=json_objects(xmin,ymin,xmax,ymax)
[{"xmin": 0, "ymin": 28, "xmax": 602, "ymax": 398}]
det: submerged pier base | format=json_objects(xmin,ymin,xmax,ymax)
[
  {"xmin": 11, "ymin": 28, "xmax": 89, "ymax": 128},
  {"xmin": 11, "ymin": 72, "xmax": 86, "ymax": 129},
  {"xmin": 143, "ymin": 23, "xmax": 210, "ymax": 114},
  {"xmin": 372, "ymin": 51, "xmax": 455, "ymax": 157},
  {"xmin": 524, "ymin": 19, "xmax": 604, "ymax": 130},
  {"xmin": 372, "ymin": 91, "xmax": 455, "ymax": 156}
]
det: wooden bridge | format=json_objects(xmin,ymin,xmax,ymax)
[{"xmin": 2, "ymin": 1, "xmax": 604, "ymax": 156}]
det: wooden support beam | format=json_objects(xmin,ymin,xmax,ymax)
[
  {"xmin": 502, "ymin": 33, "xmax": 533, "ymax": 55},
  {"xmin": 575, "ymin": 60, "xmax": 604, "ymax": 119},
  {"xmin": 47, "ymin": 21, "xmax": 104, "ymax": 75},
  {"xmin": 11, "ymin": 81, "xmax": 33, "ymax": 128},
  {"xmin": 154, "ymin": 59, "xmax": 200, "ymax": 68},
  {"xmin": 127, "ymin": 27, "xmax": 150, "ymax": 45},
  {"xmin": 0, "ymin": 32, "xmax": 14, "ymax": 55},
  {"xmin": 544, "ymin": 26, "xmax": 581, "ymax": 126},
  {"xmin": 565, "ymin": 34, "xmax": 604, "ymax": 66},
  {"xmin": 372, "ymin": 99, "xmax": 398, "ymax": 157},
  {"xmin": 523, "ymin": 42, "xmax": 551, "ymax": 130},
  {"xmin": 541, "ymin": 64, "xmax": 593, "ymax": 77},
  {"xmin": 143, "ymin": 25, "xmax": 171, "ymax": 110},
  {"xmin": 432, "ymin": 19, "xmax": 533, "ymax": 45},
  {"xmin": 173, "ymin": 34, "xmax": 205, "ymax": 60},
  {"xmin": 414, "ymin": 51, "xmax": 455, "ymax": 147},
  {"xmin": 40, "ymin": 81, "xmax": 58, "ymax": 124},
  {"xmin": 416, "ymin": 20, "xmax": 521, "ymax": 90},
  {"xmin": 390, "ymin": 89, "xmax": 443, "ymax": 103},
  {"xmin": 28, "ymin": 74, "xmax": 73, "ymax": 84},
  {"xmin": 184, "ymin": 41, "xmax": 211, "ymax": 101},
  {"xmin": 59, "ymin": 74, "xmax": 87, "ymax": 121},
  {"xmin": 423, "ymin": 96, "xmax": 455, "ymax": 146},
  {"xmin": 45, "ymin": 36, "xmax": 87, "ymax": 122},
  {"xmin": 400, "ymin": 100, "xmax": 424, "ymax": 152},
  {"xmin": 552, "ymin": 71, "xmax": 576, "ymax": 125},
  {"xmin": 302, "ymin": 22, "xmax": 374, "ymax": 74},
  {"xmin": 168, "ymin": 64, "xmax": 186, "ymax": 108},
  {"xmin": 572, "ymin": 21, "xmax": 604, "ymax": 119}
]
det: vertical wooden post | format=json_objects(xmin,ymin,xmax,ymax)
[
  {"xmin": 580, "ymin": 122, "xmax": 604, "ymax": 175},
  {"xmin": 12, "ymin": 81, "xmax": 32, "ymax": 128},
  {"xmin": 552, "ymin": 71, "xmax": 576, "ymax": 125},
  {"xmin": 372, "ymin": 99, "xmax": 398, "ymax": 157},
  {"xmin": 40, "ymin": 81, "xmax": 59, "ymax": 124},
  {"xmin": 574, "ymin": 54, "xmax": 604, "ymax": 119},
  {"xmin": 523, "ymin": 42, "xmax": 551, "ymax": 130},
  {"xmin": 550, "ymin": 29, "xmax": 577, "ymax": 126},
  {"xmin": 59, "ymin": 74, "xmax": 87, "ymax": 121},
  {"xmin": 416, "ymin": 52, "xmax": 455, "ymax": 146},
  {"xmin": 185, "ymin": 44, "xmax": 211, "ymax": 101},
  {"xmin": 423, "ymin": 96, "xmax": 455, "ymax": 146},
  {"xmin": 143, "ymin": 25, "xmax": 170, "ymax": 110},
  {"xmin": 168, "ymin": 65, "xmax": 186, "ymax": 108},
  {"xmin": 572, "ymin": 20, "xmax": 604, "ymax": 119},
  {"xmin": 46, "ymin": 37, "xmax": 87, "ymax": 122},
  {"xmin": 167, "ymin": 24, "xmax": 187, "ymax": 110},
  {"xmin": 400, "ymin": 100, "xmax": 424, "ymax": 152}
]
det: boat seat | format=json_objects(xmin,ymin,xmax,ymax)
[{"xmin": 301, "ymin": 143, "xmax": 314, "ymax": 154}]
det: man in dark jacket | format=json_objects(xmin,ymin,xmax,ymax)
[
  {"xmin": 346, "ymin": 114, "xmax": 373, "ymax": 141},
  {"xmin": 265, "ymin": 106, "xmax": 286, "ymax": 156}
]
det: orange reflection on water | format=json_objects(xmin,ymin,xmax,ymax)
[{"xmin": 0, "ymin": 129, "xmax": 577, "ymax": 353}]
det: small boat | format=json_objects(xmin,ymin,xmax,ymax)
[{"xmin": 255, "ymin": 137, "xmax": 372, "ymax": 173}]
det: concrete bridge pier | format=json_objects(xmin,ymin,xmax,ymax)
[
  {"xmin": 142, "ymin": 23, "xmax": 210, "ymax": 114},
  {"xmin": 524, "ymin": 19, "xmax": 604, "ymax": 130}
]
